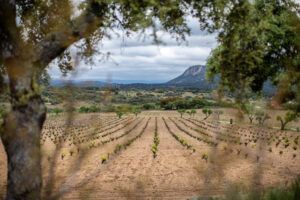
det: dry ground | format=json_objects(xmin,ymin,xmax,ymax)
[{"xmin": 1, "ymin": 109, "xmax": 300, "ymax": 200}]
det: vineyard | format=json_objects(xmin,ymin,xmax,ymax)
[{"xmin": 1, "ymin": 110, "xmax": 300, "ymax": 199}]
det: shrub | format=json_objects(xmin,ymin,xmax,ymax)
[
  {"xmin": 114, "ymin": 144, "xmax": 121, "ymax": 154},
  {"xmin": 89, "ymin": 141, "xmax": 95, "ymax": 148},
  {"xmin": 201, "ymin": 153, "xmax": 208, "ymax": 162},
  {"xmin": 51, "ymin": 107, "xmax": 64, "ymax": 115},
  {"xmin": 280, "ymin": 151, "xmax": 284, "ymax": 155},
  {"xmin": 285, "ymin": 142, "xmax": 290, "ymax": 148},
  {"xmin": 152, "ymin": 148, "xmax": 157, "ymax": 158},
  {"xmin": 202, "ymin": 108, "xmax": 212, "ymax": 120},
  {"xmin": 160, "ymin": 96, "xmax": 211, "ymax": 110},
  {"xmin": 152, "ymin": 117, "xmax": 159, "ymax": 158},
  {"xmin": 178, "ymin": 109, "xmax": 186, "ymax": 118},
  {"xmin": 276, "ymin": 112, "xmax": 298, "ymax": 130},
  {"xmin": 142, "ymin": 103, "xmax": 156, "ymax": 110},
  {"xmin": 183, "ymin": 140, "xmax": 188, "ymax": 146},
  {"xmin": 293, "ymin": 154, "xmax": 297, "ymax": 158},
  {"xmin": 253, "ymin": 137, "xmax": 258, "ymax": 143},
  {"xmin": 116, "ymin": 111, "xmax": 124, "ymax": 119},
  {"xmin": 191, "ymin": 109, "xmax": 197, "ymax": 117},
  {"xmin": 132, "ymin": 107, "xmax": 141, "ymax": 117},
  {"xmin": 101, "ymin": 156, "xmax": 107, "ymax": 164},
  {"xmin": 79, "ymin": 106, "xmax": 101, "ymax": 113},
  {"xmin": 293, "ymin": 144, "xmax": 297, "ymax": 150},
  {"xmin": 61, "ymin": 152, "xmax": 66, "ymax": 160},
  {"xmin": 88, "ymin": 105, "xmax": 101, "ymax": 113},
  {"xmin": 152, "ymin": 144, "xmax": 157, "ymax": 150}
]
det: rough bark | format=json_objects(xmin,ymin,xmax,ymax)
[
  {"xmin": 0, "ymin": 1, "xmax": 103, "ymax": 198},
  {"xmin": 249, "ymin": 117, "xmax": 253, "ymax": 124},
  {"xmin": 1, "ymin": 60, "xmax": 46, "ymax": 200},
  {"xmin": 280, "ymin": 121, "xmax": 287, "ymax": 130}
]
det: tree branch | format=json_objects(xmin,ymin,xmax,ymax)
[
  {"xmin": 0, "ymin": 0, "xmax": 19, "ymax": 62},
  {"xmin": 34, "ymin": 5, "xmax": 104, "ymax": 68}
]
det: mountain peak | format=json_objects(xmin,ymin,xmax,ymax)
[
  {"xmin": 182, "ymin": 65, "xmax": 205, "ymax": 77},
  {"xmin": 167, "ymin": 65, "xmax": 207, "ymax": 84}
]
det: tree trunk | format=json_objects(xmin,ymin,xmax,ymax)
[
  {"xmin": 249, "ymin": 118, "xmax": 253, "ymax": 124},
  {"xmin": 1, "ymin": 60, "xmax": 46, "ymax": 200},
  {"xmin": 278, "ymin": 118, "xmax": 285, "ymax": 130},
  {"xmin": 281, "ymin": 122, "xmax": 287, "ymax": 130}
]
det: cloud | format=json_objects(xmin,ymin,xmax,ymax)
[{"xmin": 49, "ymin": 16, "xmax": 218, "ymax": 82}]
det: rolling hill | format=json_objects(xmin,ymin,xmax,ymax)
[{"xmin": 50, "ymin": 65, "xmax": 275, "ymax": 94}]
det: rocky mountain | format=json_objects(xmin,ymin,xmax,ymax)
[
  {"xmin": 167, "ymin": 65, "xmax": 207, "ymax": 85},
  {"xmin": 50, "ymin": 65, "xmax": 275, "ymax": 94},
  {"xmin": 165, "ymin": 65, "xmax": 275, "ymax": 94},
  {"xmin": 50, "ymin": 65, "xmax": 215, "ymax": 90}
]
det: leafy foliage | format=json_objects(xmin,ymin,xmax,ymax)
[
  {"xmin": 245, "ymin": 104, "xmax": 256, "ymax": 124},
  {"xmin": 78, "ymin": 106, "xmax": 101, "ymax": 113},
  {"xmin": 214, "ymin": 110, "xmax": 224, "ymax": 120},
  {"xmin": 131, "ymin": 107, "xmax": 142, "ymax": 117},
  {"xmin": 202, "ymin": 108, "xmax": 212, "ymax": 120},
  {"xmin": 48, "ymin": 107, "xmax": 64, "ymax": 115},
  {"xmin": 0, "ymin": 105, "xmax": 8, "ymax": 119},
  {"xmin": 160, "ymin": 96, "xmax": 212, "ymax": 110},
  {"xmin": 206, "ymin": 0, "xmax": 300, "ymax": 114},
  {"xmin": 255, "ymin": 110, "xmax": 271, "ymax": 125},
  {"xmin": 178, "ymin": 109, "xmax": 186, "ymax": 118},
  {"xmin": 277, "ymin": 111, "xmax": 298, "ymax": 130}
]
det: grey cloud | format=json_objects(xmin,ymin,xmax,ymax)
[{"xmin": 49, "ymin": 17, "xmax": 218, "ymax": 82}]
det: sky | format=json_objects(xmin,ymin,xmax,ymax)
[{"xmin": 49, "ymin": 17, "xmax": 218, "ymax": 84}]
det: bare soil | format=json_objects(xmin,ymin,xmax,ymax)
[{"xmin": 1, "ymin": 110, "xmax": 300, "ymax": 200}]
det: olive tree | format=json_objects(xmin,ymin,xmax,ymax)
[
  {"xmin": 206, "ymin": 0, "xmax": 300, "ymax": 116},
  {"xmin": 191, "ymin": 109, "xmax": 197, "ymax": 117},
  {"xmin": 202, "ymin": 108, "xmax": 212, "ymax": 120},
  {"xmin": 52, "ymin": 107, "xmax": 64, "ymax": 116},
  {"xmin": 277, "ymin": 111, "xmax": 298, "ymax": 130},
  {"xmin": 255, "ymin": 110, "xmax": 271, "ymax": 126},
  {"xmin": 116, "ymin": 110, "xmax": 124, "ymax": 119},
  {"xmin": 132, "ymin": 108, "xmax": 141, "ymax": 117},
  {"xmin": 214, "ymin": 110, "xmax": 224, "ymax": 120},
  {"xmin": 178, "ymin": 109, "xmax": 186, "ymax": 118},
  {"xmin": 245, "ymin": 104, "xmax": 256, "ymax": 124},
  {"xmin": 186, "ymin": 110, "xmax": 192, "ymax": 118}
]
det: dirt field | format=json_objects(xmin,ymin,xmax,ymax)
[{"xmin": 1, "ymin": 110, "xmax": 300, "ymax": 199}]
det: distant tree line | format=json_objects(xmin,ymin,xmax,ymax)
[
  {"xmin": 78, "ymin": 106, "xmax": 101, "ymax": 113},
  {"xmin": 47, "ymin": 106, "xmax": 102, "ymax": 115},
  {"xmin": 160, "ymin": 97, "xmax": 214, "ymax": 110}
]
